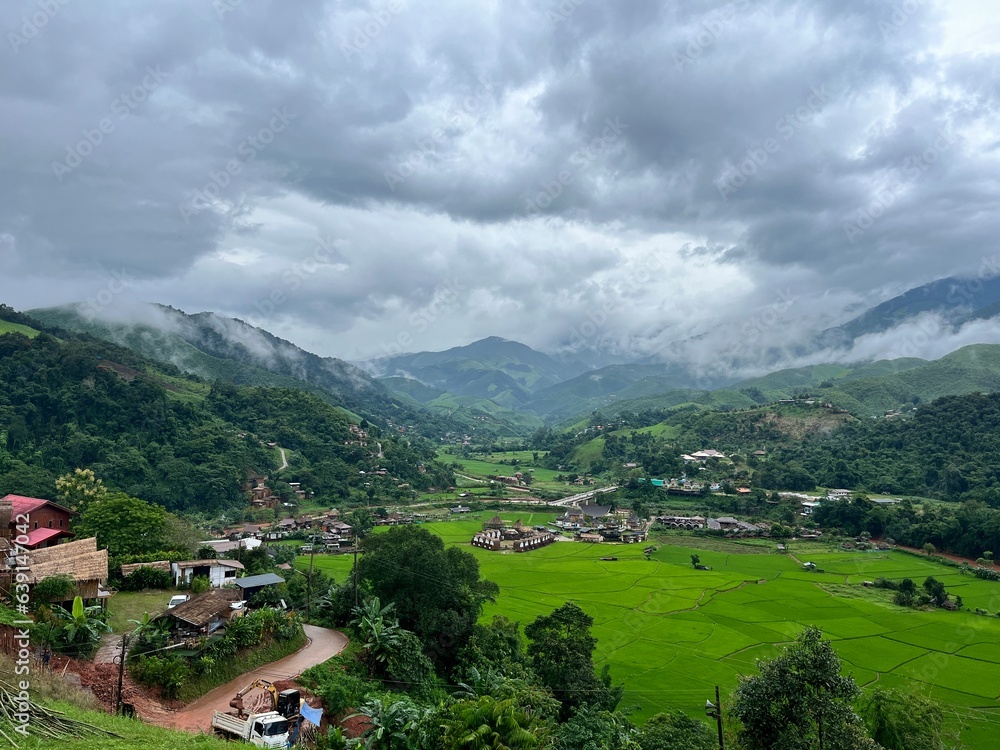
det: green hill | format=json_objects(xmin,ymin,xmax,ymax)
[
  {"xmin": 381, "ymin": 376, "xmax": 544, "ymax": 436},
  {"xmin": 367, "ymin": 336, "xmax": 591, "ymax": 399},
  {"xmin": 0, "ymin": 324, "xmax": 451, "ymax": 512},
  {"xmin": 27, "ymin": 304, "xmax": 472, "ymax": 439}
]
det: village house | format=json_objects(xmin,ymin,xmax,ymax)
[
  {"xmin": 232, "ymin": 573, "xmax": 285, "ymax": 601},
  {"xmin": 20, "ymin": 537, "xmax": 109, "ymax": 602},
  {"xmin": 161, "ymin": 588, "xmax": 246, "ymax": 637},
  {"xmin": 683, "ymin": 449, "xmax": 726, "ymax": 463},
  {"xmin": 826, "ymin": 489, "xmax": 852, "ymax": 500},
  {"xmin": 0, "ymin": 494, "xmax": 76, "ymax": 549},
  {"xmin": 170, "ymin": 558, "xmax": 245, "ymax": 588},
  {"xmin": 656, "ymin": 515, "xmax": 706, "ymax": 529},
  {"xmin": 200, "ymin": 537, "xmax": 262, "ymax": 555}
]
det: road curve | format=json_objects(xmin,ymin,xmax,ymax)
[{"xmin": 148, "ymin": 624, "xmax": 348, "ymax": 733}]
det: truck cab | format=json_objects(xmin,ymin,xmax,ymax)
[
  {"xmin": 212, "ymin": 710, "xmax": 290, "ymax": 748},
  {"xmin": 248, "ymin": 715, "xmax": 290, "ymax": 748}
]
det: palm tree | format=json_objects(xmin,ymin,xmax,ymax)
[{"xmin": 439, "ymin": 696, "xmax": 547, "ymax": 750}]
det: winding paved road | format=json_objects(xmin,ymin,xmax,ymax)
[{"xmin": 147, "ymin": 625, "xmax": 348, "ymax": 733}]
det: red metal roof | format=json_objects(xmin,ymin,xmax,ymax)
[
  {"xmin": 1, "ymin": 495, "xmax": 76, "ymax": 516},
  {"xmin": 23, "ymin": 527, "xmax": 66, "ymax": 548}
]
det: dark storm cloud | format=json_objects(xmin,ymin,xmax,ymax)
[{"xmin": 1, "ymin": 0, "xmax": 999, "ymax": 359}]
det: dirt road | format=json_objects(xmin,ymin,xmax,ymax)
[{"xmin": 146, "ymin": 625, "xmax": 348, "ymax": 733}]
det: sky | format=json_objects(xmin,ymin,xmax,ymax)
[{"xmin": 3, "ymin": 0, "xmax": 1000, "ymax": 363}]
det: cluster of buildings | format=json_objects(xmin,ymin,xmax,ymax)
[
  {"xmin": 555, "ymin": 500, "xmax": 649, "ymax": 544},
  {"xmin": 654, "ymin": 514, "xmax": 770, "ymax": 535},
  {"xmin": 471, "ymin": 516, "xmax": 556, "ymax": 553},
  {"xmin": 0, "ymin": 494, "xmax": 109, "ymax": 605},
  {"xmin": 245, "ymin": 473, "xmax": 311, "ymax": 510}
]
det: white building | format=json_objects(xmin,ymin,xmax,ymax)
[{"xmin": 171, "ymin": 559, "xmax": 244, "ymax": 588}]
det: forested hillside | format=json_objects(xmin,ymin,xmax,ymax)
[
  {"xmin": 0, "ymin": 326, "xmax": 450, "ymax": 514},
  {"xmin": 28, "ymin": 304, "xmax": 471, "ymax": 439},
  {"xmin": 769, "ymin": 392, "xmax": 1000, "ymax": 503}
]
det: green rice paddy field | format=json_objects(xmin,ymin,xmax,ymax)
[{"xmin": 299, "ymin": 514, "xmax": 1000, "ymax": 747}]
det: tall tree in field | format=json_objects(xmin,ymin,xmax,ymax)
[
  {"xmin": 525, "ymin": 602, "xmax": 622, "ymax": 720},
  {"xmin": 356, "ymin": 525, "xmax": 498, "ymax": 672},
  {"xmin": 730, "ymin": 627, "xmax": 879, "ymax": 750},
  {"xmin": 75, "ymin": 493, "xmax": 167, "ymax": 556}
]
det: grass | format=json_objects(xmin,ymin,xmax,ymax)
[
  {"xmin": 0, "ymin": 654, "xmax": 228, "ymax": 749},
  {"xmin": 0, "ymin": 320, "xmax": 39, "ymax": 338},
  {"xmin": 298, "ymin": 519, "xmax": 1000, "ymax": 748},
  {"xmin": 106, "ymin": 591, "xmax": 171, "ymax": 633},
  {"xmin": 6, "ymin": 701, "xmax": 233, "ymax": 749}
]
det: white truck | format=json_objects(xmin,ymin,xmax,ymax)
[{"xmin": 211, "ymin": 710, "xmax": 291, "ymax": 748}]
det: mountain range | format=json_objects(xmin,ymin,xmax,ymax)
[{"xmin": 17, "ymin": 271, "xmax": 1000, "ymax": 434}]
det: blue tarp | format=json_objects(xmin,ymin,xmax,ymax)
[{"xmin": 300, "ymin": 702, "xmax": 323, "ymax": 727}]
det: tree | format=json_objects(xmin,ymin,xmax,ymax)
[
  {"xmin": 525, "ymin": 603, "xmax": 622, "ymax": 720},
  {"xmin": 730, "ymin": 627, "xmax": 878, "ymax": 750},
  {"xmin": 55, "ymin": 468, "xmax": 108, "ymax": 513},
  {"xmin": 636, "ymin": 711, "xmax": 716, "ymax": 750},
  {"xmin": 351, "ymin": 597, "xmax": 403, "ymax": 677},
  {"xmin": 859, "ymin": 687, "xmax": 958, "ymax": 750},
  {"xmin": 690, "ymin": 555, "xmax": 700, "ymax": 568},
  {"xmin": 437, "ymin": 695, "xmax": 551, "ymax": 750},
  {"xmin": 347, "ymin": 507, "xmax": 376, "ymax": 539},
  {"xmin": 74, "ymin": 493, "xmax": 168, "ymax": 556},
  {"xmin": 922, "ymin": 576, "xmax": 947, "ymax": 605},
  {"xmin": 553, "ymin": 706, "xmax": 636, "ymax": 750},
  {"xmin": 357, "ymin": 526, "xmax": 498, "ymax": 672},
  {"xmin": 351, "ymin": 697, "xmax": 426, "ymax": 750},
  {"xmin": 923, "ymin": 542, "xmax": 936, "ymax": 556},
  {"xmin": 43, "ymin": 595, "xmax": 111, "ymax": 657}
]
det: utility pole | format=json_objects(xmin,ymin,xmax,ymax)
[
  {"xmin": 306, "ymin": 525, "xmax": 316, "ymax": 623},
  {"xmin": 353, "ymin": 545, "xmax": 359, "ymax": 609},
  {"xmin": 705, "ymin": 685, "xmax": 724, "ymax": 750},
  {"xmin": 114, "ymin": 633, "xmax": 130, "ymax": 716}
]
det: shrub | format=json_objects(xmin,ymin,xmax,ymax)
[
  {"xmin": 131, "ymin": 654, "xmax": 192, "ymax": 699},
  {"xmin": 119, "ymin": 566, "xmax": 172, "ymax": 591},
  {"xmin": 190, "ymin": 575, "xmax": 211, "ymax": 594},
  {"xmin": 31, "ymin": 575, "xmax": 76, "ymax": 606}
]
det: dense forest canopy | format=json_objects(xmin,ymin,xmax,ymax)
[{"xmin": 0, "ymin": 327, "xmax": 450, "ymax": 514}]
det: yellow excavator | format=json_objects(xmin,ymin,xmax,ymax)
[{"xmin": 229, "ymin": 678, "xmax": 279, "ymax": 718}]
